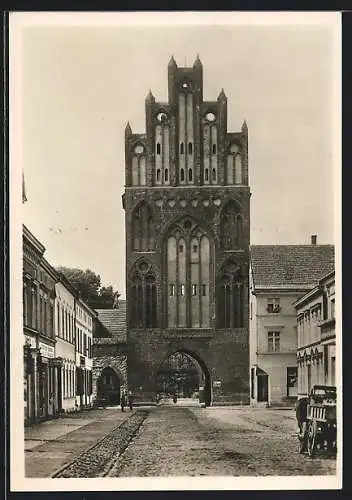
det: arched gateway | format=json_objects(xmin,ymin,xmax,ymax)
[
  {"xmin": 155, "ymin": 350, "xmax": 212, "ymax": 406},
  {"xmin": 96, "ymin": 366, "xmax": 122, "ymax": 405},
  {"xmin": 123, "ymin": 58, "xmax": 250, "ymax": 405}
]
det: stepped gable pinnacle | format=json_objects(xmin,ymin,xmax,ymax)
[
  {"xmin": 242, "ymin": 119, "xmax": 248, "ymax": 132},
  {"xmin": 193, "ymin": 54, "xmax": 202, "ymax": 68},
  {"xmin": 168, "ymin": 55, "xmax": 177, "ymax": 68},
  {"xmin": 218, "ymin": 88, "xmax": 227, "ymax": 100},
  {"xmin": 125, "ymin": 121, "xmax": 132, "ymax": 136},
  {"xmin": 146, "ymin": 89, "xmax": 155, "ymax": 102}
]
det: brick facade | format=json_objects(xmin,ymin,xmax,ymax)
[{"xmin": 123, "ymin": 57, "xmax": 250, "ymax": 404}]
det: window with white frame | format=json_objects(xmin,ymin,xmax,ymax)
[{"xmin": 268, "ymin": 331, "xmax": 280, "ymax": 352}]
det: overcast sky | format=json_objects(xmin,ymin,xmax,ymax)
[{"xmin": 13, "ymin": 13, "xmax": 339, "ymax": 298}]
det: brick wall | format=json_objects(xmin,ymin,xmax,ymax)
[{"xmin": 92, "ymin": 344, "xmax": 128, "ymax": 400}]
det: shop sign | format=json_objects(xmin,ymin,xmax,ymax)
[
  {"xmin": 25, "ymin": 336, "xmax": 36, "ymax": 348},
  {"xmin": 213, "ymin": 381, "xmax": 222, "ymax": 388},
  {"xmin": 39, "ymin": 342, "xmax": 55, "ymax": 359}
]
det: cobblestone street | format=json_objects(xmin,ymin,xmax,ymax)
[
  {"xmin": 110, "ymin": 405, "xmax": 336, "ymax": 477},
  {"xmin": 25, "ymin": 404, "xmax": 336, "ymax": 478}
]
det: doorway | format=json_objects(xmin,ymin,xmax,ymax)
[
  {"xmin": 97, "ymin": 367, "xmax": 121, "ymax": 405},
  {"xmin": 155, "ymin": 350, "xmax": 212, "ymax": 406},
  {"xmin": 257, "ymin": 374, "xmax": 268, "ymax": 402}
]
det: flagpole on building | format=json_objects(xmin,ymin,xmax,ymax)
[{"xmin": 22, "ymin": 171, "xmax": 27, "ymax": 203}]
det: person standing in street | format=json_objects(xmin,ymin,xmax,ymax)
[
  {"xmin": 120, "ymin": 391, "xmax": 126, "ymax": 412},
  {"xmin": 128, "ymin": 390, "xmax": 134, "ymax": 411}
]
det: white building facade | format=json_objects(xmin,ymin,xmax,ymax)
[
  {"xmin": 54, "ymin": 275, "xmax": 77, "ymax": 413},
  {"xmin": 75, "ymin": 299, "xmax": 96, "ymax": 408},
  {"xmin": 296, "ymin": 271, "xmax": 336, "ymax": 397},
  {"xmin": 250, "ymin": 242, "xmax": 334, "ymax": 407},
  {"xmin": 249, "ymin": 280, "xmax": 301, "ymax": 407}
]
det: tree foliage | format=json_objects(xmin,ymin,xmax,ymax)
[{"xmin": 56, "ymin": 267, "xmax": 119, "ymax": 309}]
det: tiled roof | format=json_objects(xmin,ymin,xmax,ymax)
[
  {"xmin": 95, "ymin": 301, "xmax": 127, "ymax": 344},
  {"xmin": 250, "ymin": 245, "xmax": 335, "ymax": 290}
]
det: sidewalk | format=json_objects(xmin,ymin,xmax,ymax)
[{"xmin": 25, "ymin": 407, "xmax": 133, "ymax": 477}]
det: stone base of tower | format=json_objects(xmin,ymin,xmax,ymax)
[{"xmin": 126, "ymin": 328, "xmax": 249, "ymax": 406}]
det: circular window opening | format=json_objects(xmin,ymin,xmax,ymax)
[
  {"xmin": 138, "ymin": 262, "xmax": 149, "ymax": 273},
  {"xmin": 157, "ymin": 112, "xmax": 168, "ymax": 123},
  {"xmin": 134, "ymin": 144, "xmax": 144, "ymax": 154},
  {"xmin": 205, "ymin": 112, "xmax": 216, "ymax": 122},
  {"xmin": 182, "ymin": 82, "xmax": 189, "ymax": 89},
  {"xmin": 230, "ymin": 144, "xmax": 240, "ymax": 154}
]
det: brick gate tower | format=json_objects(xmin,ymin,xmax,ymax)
[{"xmin": 122, "ymin": 56, "xmax": 250, "ymax": 405}]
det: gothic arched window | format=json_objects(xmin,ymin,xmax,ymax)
[
  {"xmin": 132, "ymin": 202, "xmax": 155, "ymax": 251},
  {"xmin": 166, "ymin": 218, "xmax": 211, "ymax": 328},
  {"xmin": 130, "ymin": 262, "xmax": 157, "ymax": 329},
  {"xmin": 155, "ymin": 118, "xmax": 169, "ymax": 185},
  {"xmin": 227, "ymin": 143, "xmax": 242, "ymax": 185},
  {"xmin": 131, "ymin": 144, "xmax": 146, "ymax": 186},
  {"xmin": 217, "ymin": 261, "xmax": 245, "ymax": 328},
  {"xmin": 220, "ymin": 200, "xmax": 244, "ymax": 249}
]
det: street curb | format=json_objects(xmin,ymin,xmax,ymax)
[{"xmin": 50, "ymin": 411, "xmax": 136, "ymax": 478}]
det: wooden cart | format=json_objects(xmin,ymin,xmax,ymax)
[{"xmin": 302, "ymin": 385, "xmax": 337, "ymax": 458}]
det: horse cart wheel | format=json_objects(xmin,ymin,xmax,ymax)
[
  {"xmin": 298, "ymin": 426, "xmax": 307, "ymax": 454},
  {"xmin": 307, "ymin": 420, "xmax": 317, "ymax": 458}
]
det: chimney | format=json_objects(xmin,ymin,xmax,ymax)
[{"xmin": 311, "ymin": 235, "xmax": 317, "ymax": 245}]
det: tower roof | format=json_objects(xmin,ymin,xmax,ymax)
[
  {"xmin": 125, "ymin": 121, "xmax": 132, "ymax": 136},
  {"xmin": 168, "ymin": 55, "xmax": 177, "ymax": 68},
  {"xmin": 146, "ymin": 89, "xmax": 155, "ymax": 102},
  {"xmin": 218, "ymin": 88, "xmax": 227, "ymax": 100},
  {"xmin": 193, "ymin": 54, "xmax": 202, "ymax": 69}
]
